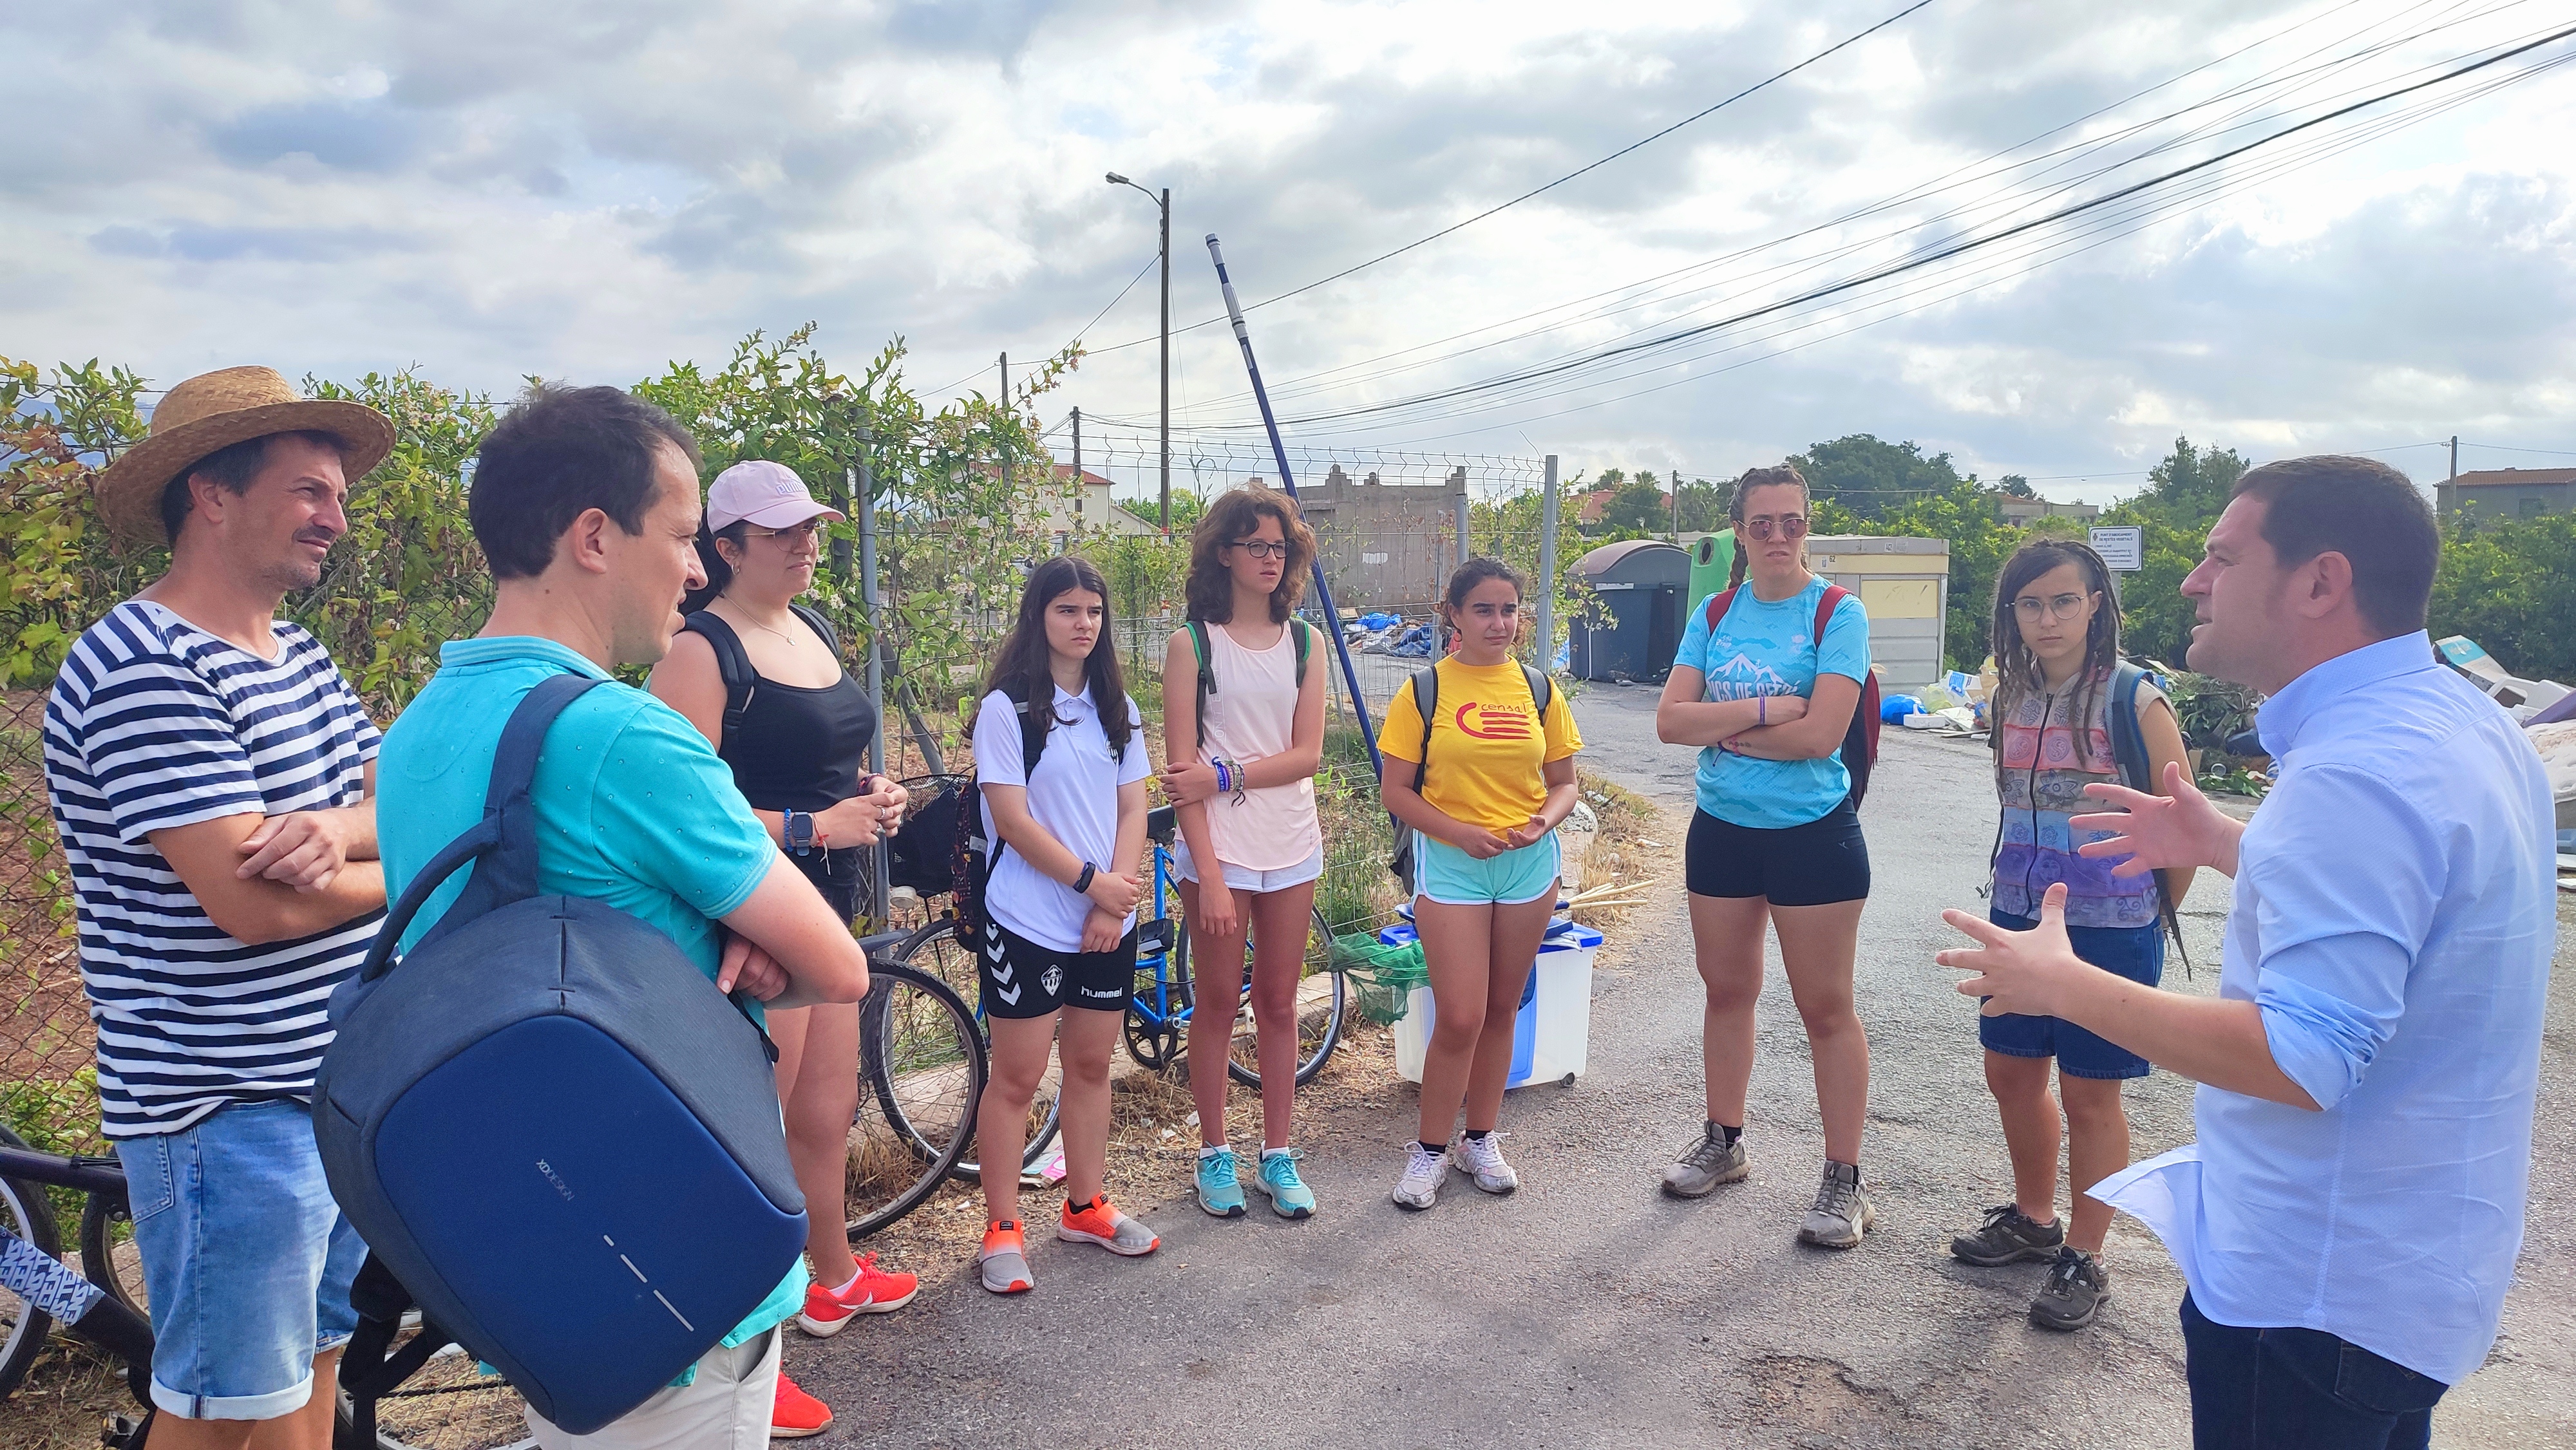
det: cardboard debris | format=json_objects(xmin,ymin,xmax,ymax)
[{"xmin": 2436, "ymin": 635, "xmax": 2508, "ymax": 683}]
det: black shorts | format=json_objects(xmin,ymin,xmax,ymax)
[
  {"xmin": 1685, "ymin": 802, "xmax": 1871, "ymax": 906},
  {"xmin": 788, "ymin": 844, "xmax": 871, "ymax": 925},
  {"xmin": 979, "ymin": 919, "xmax": 1138, "ymax": 1019}
]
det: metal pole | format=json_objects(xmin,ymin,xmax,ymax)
[
  {"xmin": 855, "ymin": 457, "xmax": 890, "ymax": 923},
  {"xmin": 1671, "ymin": 468, "xmax": 1680, "ymax": 543},
  {"xmin": 1454, "ymin": 475, "xmax": 1472, "ymax": 572},
  {"xmin": 1206, "ymin": 232, "xmax": 1384, "ymax": 780},
  {"xmin": 1536, "ymin": 454, "xmax": 1560, "ymax": 672},
  {"xmin": 1159, "ymin": 187, "xmax": 1171, "ymax": 537},
  {"xmin": 2449, "ymin": 435, "xmax": 2458, "ymax": 481},
  {"xmin": 999, "ymin": 351, "xmax": 1008, "ymax": 405},
  {"xmin": 1073, "ymin": 406, "xmax": 1083, "ymax": 488}
]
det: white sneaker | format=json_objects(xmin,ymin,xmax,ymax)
[
  {"xmin": 1452, "ymin": 1132, "xmax": 1519, "ymax": 1194},
  {"xmin": 1391, "ymin": 1142, "xmax": 1449, "ymax": 1211}
]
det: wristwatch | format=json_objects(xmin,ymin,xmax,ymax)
[
  {"xmin": 1073, "ymin": 862, "xmax": 1097, "ymax": 894},
  {"xmin": 785, "ymin": 810, "xmax": 817, "ymax": 857}
]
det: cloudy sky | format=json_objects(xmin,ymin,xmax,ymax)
[{"xmin": 6, "ymin": 0, "xmax": 2574, "ymax": 504}]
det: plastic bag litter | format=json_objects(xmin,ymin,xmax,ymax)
[{"xmin": 1332, "ymin": 929, "xmax": 1427, "ymax": 1026}]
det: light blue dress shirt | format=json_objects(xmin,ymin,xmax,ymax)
[{"xmin": 2096, "ymin": 631, "xmax": 2555, "ymax": 1386}]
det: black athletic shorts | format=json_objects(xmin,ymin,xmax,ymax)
[
  {"xmin": 1685, "ymin": 801, "xmax": 1871, "ymax": 906},
  {"xmin": 788, "ymin": 844, "xmax": 870, "ymax": 925},
  {"xmin": 978, "ymin": 919, "xmax": 1138, "ymax": 1019}
]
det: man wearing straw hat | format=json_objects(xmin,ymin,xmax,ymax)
[{"xmin": 41, "ymin": 366, "xmax": 395, "ymax": 1447}]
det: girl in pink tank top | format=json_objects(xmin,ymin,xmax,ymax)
[{"xmin": 1160, "ymin": 487, "xmax": 1329, "ymax": 1220}]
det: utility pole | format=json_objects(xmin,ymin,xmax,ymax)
[
  {"xmin": 2450, "ymin": 435, "xmax": 2459, "ymax": 481},
  {"xmin": 1536, "ymin": 455, "xmax": 1560, "ymax": 672},
  {"xmin": 1671, "ymin": 467, "xmax": 1680, "ymax": 543},
  {"xmin": 1072, "ymin": 406, "xmax": 1083, "ymax": 488},
  {"xmin": 998, "ymin": 351, "xmax": 1007, "ymax": 408}
]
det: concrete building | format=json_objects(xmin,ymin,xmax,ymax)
[
  {"xmin": 2000, "ymin": 497, "xmax": 2101, "ymax": 528},
  {"xmin": 1289, "ymin": 464, "xmax": 1467, "ymax": 609},
  {"xmin": 2438, "ymin": 467, "xmax": 2576, "ymax": 520},
  {"xmin": 1037, "ymin": 466, "xmax": 1159, "ymax": 549},
  {"xmin": 1806, "ymin": 534, "xmax": 1952, "ymax": 691}
]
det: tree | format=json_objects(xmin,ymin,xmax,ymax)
[
  {"xmin": 1597, "ymin": 480, "xmax": 1674, "ymax": 536},
  {"xmin": 2090, "ymin": 437, "xmax": 2250, "ymax": 668},
  {"xmin": 1795, "ymin": 435, "xmax": 1968, "ymax": 521},
  {"xmin": 1998, "ymin": 473, "xmax": 2035, "ymax": 499},
  {"xmin": 1119, "ymin": 489, "xmax": 1204, "ymax": 534},
  {"xmin": 1675, "ymin": 477, "xmax": 1726, "ymax": 531}
]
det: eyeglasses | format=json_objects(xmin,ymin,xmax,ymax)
[
  {"xmin": 2012, "ymin": 591, "xmax": 2095, "ymax": 621},
  {"xmin": 1226, "ymin": 539, "xmax": 1289, "ymax": 560},
  {"xmin": 1741, "ymin": 514, "xmax": 1808, "ymax": 541},
  {"xmin": 744, "ymin": 520, "xmax": 824, "ymax": 543}
]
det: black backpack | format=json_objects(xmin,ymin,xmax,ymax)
[
  {"xmin": 947, "ymin": 689, "xmax": 1056, "ymax": 948},
  {"xmin": 1385, "ymin": 658, "xmax": 1555, "ymax": 883},
  {"xmin": 316, "ymin": 675, "xmax": 805, "ymax": 1438},
  {"xmin": 1184, "ymin": 617, "xmax": 1311, "ymax": 753},
  {"xmin": 681, "ymin": 603, "xmax": 840, "ymax": 742}
]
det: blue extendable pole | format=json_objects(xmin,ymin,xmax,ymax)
[{"xmin": 1206, "ymin": 233, "xmax": 1387, "ymax": 782}]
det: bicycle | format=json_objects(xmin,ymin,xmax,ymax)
[{"xmin": 1121, "ymin": 805, "xmax": 1345, "ymax": 1089}]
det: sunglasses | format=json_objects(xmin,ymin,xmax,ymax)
[
  {"xmin": 1226, "ymin": 539, "xmax": 1289, "ymax": 560},
  {"xmin": 743, "ymin": 520, "xmax": 825, "ymax": 543},
  {"xmin": 1741, "ymin": 514, "xmax": 1809, "ymax": 541}
]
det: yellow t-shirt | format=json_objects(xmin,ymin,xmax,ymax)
[{"xmin": 1376, "ymin": 657, "xmax": 1583, "ymax": 833}]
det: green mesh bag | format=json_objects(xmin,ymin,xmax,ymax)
[{"xmin": 1331, "ymin": 930, "xmax": 1427, "ymax": 1027}]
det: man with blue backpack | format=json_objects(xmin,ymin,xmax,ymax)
[{"xmin": 366, "ymin": 385, "xmax": 869, "ymax": 1448}]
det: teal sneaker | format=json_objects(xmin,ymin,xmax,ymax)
[
  {"xmin": 1196, "ymin": 1147, "xmax": 1247, "ymax": 1218},
  {"xmin": 1253, "ymin": 1148, "xmax": 1317, "ymax": 1219}
]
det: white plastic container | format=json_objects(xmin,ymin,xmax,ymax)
[{"xmin": 1386, "ymin": 920, "xmax": 1601, "ymax": 1089}]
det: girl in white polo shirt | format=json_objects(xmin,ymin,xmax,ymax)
[
  {"xmin": 969, "ymin": 556, "xmax": 1159, "ymax": 1296},
  {"xmin": 1160, "ymin": 486, "xmax": 1329, "ymax": 1220}
]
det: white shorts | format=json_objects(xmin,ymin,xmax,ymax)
[
  {"xmin": 1172, "ymin": 837, "xmax": 1324, "ymax": 894},
  {"xmin": 526, "ymin": 1330, "xmax": 779, "ymax": 1449}
]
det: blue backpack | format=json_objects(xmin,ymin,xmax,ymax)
[{"xmin": 314, "ymin": 674, "xmax": 806, "ymax": 1436}]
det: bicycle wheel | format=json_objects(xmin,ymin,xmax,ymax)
[
  {"xmin": 851, "ymin": 960, "xmax": 985, "ymax": 1238},
  {"xmin": 1, "ymin": 1127, "xmax": 59, "ymax": 1400},
  {"xmin": 1122, "ymin": 925, "xmax": 1186, "ymax": 1073},
  {"xmin": 1226, "ymin": 907, "xmax": 1345, "ymax": 1090},
  {"xmin": 886, "ymin": 921, "xmax": 1060, "ymax": 1182}
]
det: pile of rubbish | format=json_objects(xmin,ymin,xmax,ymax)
[
  {"xmin": 1884, "ymin": 664, "xmax": 1997, "ymax": 737},
  {"xmin": 2434, "ymin": 636, "xmax": 2576, "ymax": 887},
  {"xmin": 1347, "ymin": 614, "xmax": 1436, "ymax": 657}
]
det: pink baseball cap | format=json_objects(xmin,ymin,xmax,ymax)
[{"xmin": 706, "ymin": 460, "xmax": 845, "ymax": 532}]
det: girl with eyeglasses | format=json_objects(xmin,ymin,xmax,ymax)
[
  {"xmin": 649, "ymin": 460, "xmax": 914, "ymax": 1438},
  {"xmin": 1944, "ymin": 538, "xmax": 2193, "ymax": 1332},
  {"xmin": 1653, "ymin": 463, "xmax": 1878, "ymax": 1249},
  {"xmin": 1159, "ymin": 487, "xmax": 1328, "ymax": 1219}
]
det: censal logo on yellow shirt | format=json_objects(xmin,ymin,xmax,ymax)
[{"xmin": 1454, "ymin": 701, "xmax": 1534, "ymax": 740}]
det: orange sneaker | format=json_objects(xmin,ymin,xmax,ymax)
[
  {"xmin": 1058, "ymin": 1193, "xmax": 1160, "ymax": 1256},
  {"xmin": 797, "ymin": 1252, "xmax": 920, "ymax": 1337},
  {"xmin": 979, "ymin": 1220, "xmax": 1034, "ymax": 1295},
  {"xmin": 770, "ymin": 1371, "xmax": 833, "ymax": 1439}
]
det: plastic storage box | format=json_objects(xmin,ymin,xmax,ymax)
[{"xmin": 1385, "ymin": 919, "xmax": 1602, "ymax": 1088}]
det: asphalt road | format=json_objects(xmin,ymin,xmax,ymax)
[{"xmin": 797, "ymin": 679, "xmax": 2575, "ymax": 1449}]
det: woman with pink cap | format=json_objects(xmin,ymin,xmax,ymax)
[{"xmin": 648, "ymin": 459, "xmax": 914, "ymax": 1439}]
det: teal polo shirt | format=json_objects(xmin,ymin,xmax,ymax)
[{"xmin": 375, "ymin": 635, "xmax": 803, "ymax": 1355}]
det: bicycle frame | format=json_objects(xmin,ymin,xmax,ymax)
[{"xmin": 1128, "ymin": 840, "xmax": 1193, "ymax": 1037}]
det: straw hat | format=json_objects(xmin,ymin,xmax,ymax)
[{"xmin": 92, "ymin": 365, "xmax": 395, "ymax": 547}]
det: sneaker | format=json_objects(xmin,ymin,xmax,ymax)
[
  {"xmin": 978, "ymin": 1221, "xmax": 1033, "ymax": 1295},
  {"xmin": 1196, "ymin": 1147, "xmax": 1247, "ymax": 1218},
  {"xmin": 797, "ymin": 1252, "xmax": 919, "ymax": 1337},
  {"xmin": 1059, "ymin": 1194, "xmax": 1160, "ymax": 1256},
  {"xmin": 1949, "ymin": 1202, "xmax": 2065, "ymax": 1267},
  {"xmin": 1253, "ymin": 1148, "xmax": 1317, "ymax": 1219},
  {"xmin": 2029, "ymin": 1246, "xmax": 2112, "ymax": 1331},
  {"xmin": 1451, "ymin": 1133, "xmax": 1518, "ymax": 1194},
  {"xmin": 1797, "ymin": 1161, "xmax": 1876, "ymax": 1249},
  {"xmin": 1660, "ymin": 1121, "xmax": 1748, "ymax": 1198},
  {"xmin": 770, "ymin": 1372, "xmax": 833, "ymax": 1439},
  {"xmin": 1391, "ymin": 1142, "xmax": 1449, "ymax": 1211}
]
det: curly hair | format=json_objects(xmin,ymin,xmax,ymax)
[{"xmin": 1184, "ymin": 485, "xmax": 1315, "ymax": 624}]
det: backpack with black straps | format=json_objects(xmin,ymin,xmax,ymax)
[
  {"xmin": 680, "ymin": 603, "xmax": 841, "ymax": 743},
  {"xmin": 315, "ymin": 675, "xmax": 805, "ymax": 1438},
  {"xmin": 947, "ymin": 688, "xmax": 1056, "ymax": 949},
  {"xmin": 1384, "ymin": 657, "xmax": 1555, "ymax": 883},
  {"xmin": 1700, "ymin": 583, "xmax": 1882, "ymax": 808},
  {"xmin": 2103, "ymin": 659, "xmax": 2190, "ymax": 963},
  {"xmin": 1184, "ymin": 616, "xmax": 1311, "ymax": 754}
]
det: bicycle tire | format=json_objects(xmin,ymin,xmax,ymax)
[
  {"xmin": 851, "ymin": 959, "xmax": 985, "ymax": 1239},
  {"xmin": 1225, "ymin": 907, "xmax": 1345, "ymax": 1091},
  {"xmin": 0, "ymin": 1125, "xmax": 59, "ymax": 1400},
  {"xmin": 882, "ymin": 921, "xmax": 1061, "ymax": 1182}
]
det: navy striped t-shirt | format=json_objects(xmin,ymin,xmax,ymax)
[{"xmin": 41, "ymin": 600, "xmax": 383, "ymax": 1140}]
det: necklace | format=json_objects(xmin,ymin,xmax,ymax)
[{"xmin": 748, "ymin": 620, "xmax": 798, "ymax": 646}]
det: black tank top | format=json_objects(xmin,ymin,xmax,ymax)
[{"xmin": 688, "ymin": 611, "xmax": 876, "ymax": 814}]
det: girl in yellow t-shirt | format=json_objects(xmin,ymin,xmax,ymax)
[{"xmin": 1378, "ymin": 559, "xmax": 1582, "ymax": 1209}]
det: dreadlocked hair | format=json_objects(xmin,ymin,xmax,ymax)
[{"xmin": 1988, "ymin": 538, "xmax": 2122, "ymax": 769}]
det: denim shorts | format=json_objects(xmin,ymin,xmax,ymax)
[
  {"xmin": 114, "ymin": 1098, "xmax": 367, "ymax": 1420},
  {"xmin": 1978, "ymin": 909, "xmax": 2164, "ymax": 1080},
  {"xmin": 1412, "ymin": 831, "xmax": 1560, "ymax": 907}
]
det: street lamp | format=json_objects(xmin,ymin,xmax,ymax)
[{"xmin": 1106, "ymin": 171, "xmax": 1171, "ymax": 535}]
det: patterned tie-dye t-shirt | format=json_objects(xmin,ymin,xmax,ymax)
[{"xmin": 1990, "ymin": 666, "xmax": 2164, "ymax": 928}]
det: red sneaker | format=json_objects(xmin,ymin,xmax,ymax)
[
  {"xmin": 770, "ymin": 1371, "xmax": 833, "ymax": 1439},
  {"xmin": 797, "ymin": 1252, "xmax": 920, "ymax": 1337}
]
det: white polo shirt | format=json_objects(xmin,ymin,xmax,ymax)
[{"xmin": 975, "ymin": 683, "xmax": 1150, "ymax": 952}]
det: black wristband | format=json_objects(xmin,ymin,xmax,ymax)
[{"xmin": 1073, "ymin": 862, "xmax": 1097, "ymax": 894}]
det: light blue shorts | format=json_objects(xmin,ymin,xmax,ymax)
[
  {"xmin": 1412, "ymin": 831, "xmax": 1560, "ymax": 907},
  {"xmin": 114, "ymin": 1099, "xmax": 366, "ymax": 1420}
]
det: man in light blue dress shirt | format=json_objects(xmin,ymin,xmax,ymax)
[{"xmin": 1940, "ymin": 455, "xmax": 2553, "ymax": 1449}]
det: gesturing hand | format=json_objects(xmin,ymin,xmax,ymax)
[
  {"xmin": 236, "ymin": 811, "xmax": 354, "ymax": 892},
  {"xmin": 1937, "ymin": 882, "xmax": 2089, "ymax": 1019},
  {"xmin": 1501, "ymin": 815, "xmax": 1550, "ymax": 851},
  {"xmin": 2070, "ymin": 759, "xmax": 2239, "ymax": 876}
]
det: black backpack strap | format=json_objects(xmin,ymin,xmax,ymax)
[
  {"xmin": 790, "ymin": 602, "xmax": 840, "ymax": 657},
  {"xmin": 361, "ymin": 674, "xmax": 602, "ymax": 978},
  {"xmin": 681, "ymin": 611, "xmax": 757, "ymax": 743},
  {"xmin": 1408, "ymin": 664, "xmax": 1439, "ymax": 793},
  {"xmin": 339, "ymin": 1253, "xmax": 459, "ymax": 1449},
  {"xmin": 1521, "ymin": 662, "xmax": 1552, "ymax": 722}
]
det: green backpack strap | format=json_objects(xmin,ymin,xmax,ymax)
[
  {"xmin": 1293, "ymin": 617, "xmax": 1312, "ymax": 688},
  {"xmin": 1188, "ymin": 620, "xmax": 1216, "ymax": 755}
]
